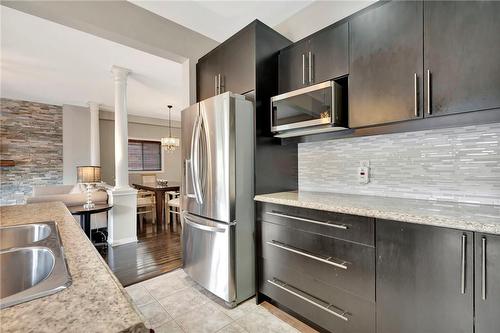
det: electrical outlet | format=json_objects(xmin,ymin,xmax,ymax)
[{"xmin": 358, "ymin": 160, "xmax": 370, "ymax": 184}]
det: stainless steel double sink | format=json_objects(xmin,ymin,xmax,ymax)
[{"xmin": 0, "ymin": 222, "xmax": 72, "ymax": 309}]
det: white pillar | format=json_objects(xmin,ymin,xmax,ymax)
[
  {"xmin": 107, "ymin": 65, "xmax": 137, "ymax": 247},
  {"xmin": 111, "ymin": 65, "xmax": 131, "ymax": 189},
  {"xmin": 88, "ymin": 102, "xmax": 100, "ymax": 166}
]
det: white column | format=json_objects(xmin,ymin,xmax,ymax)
[
  {"xmin": 111, "ymin": 65, "xmax": 131, "ymax": 189},
  {"xmin": 88, "ymin": 102, "xmax": 100, "ymax": 165},
  {"xmin": 107, "ymin": 65, "xmax": 137, "ymax": 247}
]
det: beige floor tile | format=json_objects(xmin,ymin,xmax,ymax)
[
  {"xmin": 217, "ymin": 322, "xmax": 248, "ymax": 333},
  {"xmin": 168, "ymin": 268, "xmax": 188, "ymax": 279},
  {"xmin": 236, "ymin": 306, "xmax": 299, "ymax": 333},
  {"xmin": 211, "ymin": 298, "xmax": 259, "ymax": 321},
  {"xmin": 126, "ymin": 284, "xmax": 155, "ymax": 306},
  {"xmin": 176, "ymin": 302, "xmax": 233, "ymax": 333},
  {"xmin": 158, "ymin": 286, "xmax": 209, "ymax": 318},
  {"xmin": 153, "ymin": 320, "xmax": 184, "ymax": 333},
  {"xmin": 141, "ymin": 273, "xmax": 194, "ymax": 299},
  {"xmin": 138, "ymin": 301, "xmax": 172, "ymax": 328}
]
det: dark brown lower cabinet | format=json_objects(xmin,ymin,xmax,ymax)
[
  {"xmin": 259, "ymin": 258, "xmax": 375, "ymax": 333},
  {"xmin": 475, "ymin": 233, "xmax": 500, "ymax": 333},
  {"xmin": 376, "ymin": 219, "xmax": 474, "ymax": 333}
]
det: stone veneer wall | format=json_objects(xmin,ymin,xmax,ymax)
[
  {"xmin": 299, "ymin": 122, "xmax": 500, "ymax": 205},
  {"xmin": 1, "ymin": 98, "xmax": 63, "ymax": 202}
]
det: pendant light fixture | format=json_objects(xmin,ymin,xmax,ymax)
[{"xmin": 161, "ymin": 105, "xmax": 180, "ymax": 151}]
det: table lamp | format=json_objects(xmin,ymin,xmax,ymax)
[{"xmin": 77, "ymin": 166, "xmax": 101, "ymax": 209}]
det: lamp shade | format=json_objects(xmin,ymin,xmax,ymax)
[{"xmin": 76, "ymin": 166, "xmax": 101, "ymax": 183}]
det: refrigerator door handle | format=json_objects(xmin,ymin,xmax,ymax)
[
  {"xmin": 191, "ymin": 114, "xmax": 203, "ymax": 204},
  {"xmin": 184, "ymin": 215, "xmax": 227, "ymax": 233},
  {"xmin": 184, "ymin": 159, "xmax": 196, "ymax": 198}
]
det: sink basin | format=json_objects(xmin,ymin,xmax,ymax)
[
  {"xmin": 0, "ymin": 221, "xmax": 71, "ymax": 309},
  {"xmin": 0, "ymin": 247, "xmax": 55, "ymax": 299},
  {"xmin": 0, "ymin": 224, "xmax": 51, "ymax": 250}
]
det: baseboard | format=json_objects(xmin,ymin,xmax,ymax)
[{"xmin": 108, "ymin": 236, "xmax": 137, "ymax": 246}]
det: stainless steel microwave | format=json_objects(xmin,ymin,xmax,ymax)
[{"xmin": 271, "ymin": 81, "xmax": 346, "ymax": 138}]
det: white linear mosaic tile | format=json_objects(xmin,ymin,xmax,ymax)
[{"xmin": 298, "ymin": 123, "xmax": 500, "ymax": 205}]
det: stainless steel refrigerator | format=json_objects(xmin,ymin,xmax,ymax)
[{"xmin": 181, "ymin": 92, "xmax": 255, "ymax": 306}]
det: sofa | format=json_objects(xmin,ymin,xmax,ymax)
[{"xmin": 27, "ymin": 184, "xmax": 109, "ymax": 229}]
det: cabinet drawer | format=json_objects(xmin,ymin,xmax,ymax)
[
  {"xmin": 259, "ymin": 221, "xmax": 375, "ymax": 301},
  {"xmin": 259, "ymin": 258, "xmax": 375, "ymax": 333},
  {"xmin": 257, "ymin": 202, "xmax": 374, "ymax": 246}
]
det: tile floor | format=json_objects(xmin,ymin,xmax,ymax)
[{"xmin": 125, "ymin": 269, "xmax": 302, "ymax": 333}]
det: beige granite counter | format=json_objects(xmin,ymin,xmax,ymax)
[
  {"xmin": 0, "ymin": 202, "xmax": 148, "ymax": 333},
  {"xmin": 255, "ymin": 191, "xmax": 500, "ymax": 235}
]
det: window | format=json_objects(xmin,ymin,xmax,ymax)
[{"xmin": 128, "ymin": 140, "xmax": 162, "ymax": 171}]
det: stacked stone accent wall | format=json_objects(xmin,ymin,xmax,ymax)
[{"xmin": 1, "ymin": 98, "xmax": 63, "ymax": 203}]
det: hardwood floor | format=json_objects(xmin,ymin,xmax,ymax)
[{"xmin": 100, "ymin": 216, "xmax": 182, "ymax": 287}]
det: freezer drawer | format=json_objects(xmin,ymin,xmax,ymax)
[{"xmin": 182, "ymin": 212, "xmax": 236, "ymax": 302}]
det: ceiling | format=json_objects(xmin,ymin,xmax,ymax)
[
  {"xmin": 1, "ymin": 6, "xmax": 185, "ymax": 120},
  {"xmin": 130, "ymin": 0, "xmax": 313, "ymax": 43}
]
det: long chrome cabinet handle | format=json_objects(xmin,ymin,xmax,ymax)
[
  {"xmin": 302, "ymin": 54, "xmax": 306, "ymax": 85},
  {"xmin": 214, "ymin": 75, "xmax": 218, "ymax": 95},
  {"xmin": 267, "ymin": 278, "xmax": 349, "ymax": 322},
  {"xmin": 426, "ymin": 69, "xmax": 431, "ymax": 115},
  {"xmin": 218, "ymin": 74, "xmax": 222, "ymax": 94},
  {"xmin": 266, "ymin": 241, "xmax": 348, "ymax": 270},
  {"xmin": 461, "ymin": 234, "xmax": 466, "ymax": 294},
  {"xmin": 482, "ymin": 236, "xmax": 487, "ymax": 300},
  {"xmin": 308, "ymin": 51, "xmax": 312, "ymax": 83},
  {"xmin": 266, "ymin": 211, "xmax": 348, "ymax": 230},
  {"xmin": 414, "ymin": 73, "xmax": 418, "ymax": 117}
]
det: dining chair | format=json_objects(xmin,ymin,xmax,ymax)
[
  {"xmin": 137, "ymin": 190, "xmax": 155, "ymax": 231},
  {"xmin": 141, "ymin": 174, "xmax": 157, "ymax": 185},
  {"xmin": 166, "ymin": 191, "xmax": 181, "ymax": 231}
]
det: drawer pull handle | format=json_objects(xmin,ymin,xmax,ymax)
[
  {"xmin": 266, "ymin": 212, "xmax": 348, "ymax": 230},
  {"xmin": 267, "ymin": 278, "xmax": 349, "ymax": 322},
  {"xmin": 267, "ymin": 240, "xmax": 348, "ymax": 270}
]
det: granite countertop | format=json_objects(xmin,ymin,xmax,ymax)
[
  {"xmin": 255, "ymin": 191, "xmax": 500, "ymax": 235},
  {"xmin": 0, "ymin": 202, "xmax": 148, "ymax": 333}
]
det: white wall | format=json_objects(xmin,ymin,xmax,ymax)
[
  {"xmin": 99, "ymin": 111, "xmax": 182, "ymax": 186},
  {"xmin": 274, "ymin": 1, "xmax": 375, "ymax": 42},
  {"xmin": 62, "ymin": 104, "xmax": 90, "ymax": 184}
]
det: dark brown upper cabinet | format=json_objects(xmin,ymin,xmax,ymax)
[
  {"xmin": 424, "ymin": 1, "xmax": 500, "ymax": 117},
  {"xmin": 278, "ymin": 23, "xmax": 348, "ymax": 94},
  {"xmin": 349, "ymin": 1, "xmax": 424, "ymax": 128},
  {"xmin": 196, "ymin": 21, "xmax": 262, "ymax": 102},
  {"xmin": 197, "ymin": 47, "xmax": 222, "ymax": 102},
  {"xmin": 278, "ymin": 39, "xmax": 309, "ymax": 93}
]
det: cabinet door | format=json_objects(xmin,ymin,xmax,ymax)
[
  {"xmin": 349, "ymin": 1, "xmax": 423, "ymax": 128},
  {"xmin": 197, "ymin": 49, "xmax": 221, "ymax": 102},
  {"xmin": 424, "ymin": 1, "xmax": 500, "ymax": 117},
  {"xmin": 278, "ymin": 40, "xmax": 309, "ymax": 93},
  {"xmin": 220, "ymin": 26, "xmax": 255, "ymax": 95},
  {"xmin": 376, "ymin": 220, "xmax": 473, "ymax": 333},
  {"xmin": 310, "ymin": 22, "xmax": 348, "ymax": 85},
  {"xmin": 475, "ymin": 233, "xmax": 500, "ymax": 333}
]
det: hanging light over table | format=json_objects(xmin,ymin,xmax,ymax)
[{"xmin": 161, "ymin": 105, "xmax": 180, "ymax": 151}]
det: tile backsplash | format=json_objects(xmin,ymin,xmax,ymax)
[{"xmin": 298, "ymin": 123, "xmax": 500, "ymax": 205}]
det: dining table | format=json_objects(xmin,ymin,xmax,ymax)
[{"xmin": 132, "ymin": 182, "xmax": 180, "ymax": 230}]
